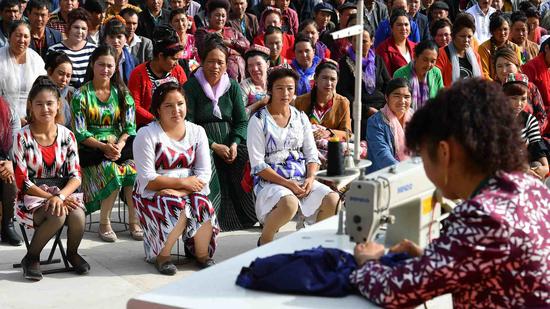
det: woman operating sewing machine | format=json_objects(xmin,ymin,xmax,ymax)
[{"xmin": 351, "ymin": 78, "xmax": 550, "ymax": 308}]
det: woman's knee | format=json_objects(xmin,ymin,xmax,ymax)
[
  {"xmin": 277, "ymin": 195, "xmax": 300, "ymax": 213},
  {"xmin": 42, "ymin": 212, "xmax": 67, "ymax": 228},
  {"xmin": 66, "ymin": 208, "xmax": 85, "ymax": 226},
  {"xmin": 322, "ymin": 192, "xmax": 340, "ymax": 208}
]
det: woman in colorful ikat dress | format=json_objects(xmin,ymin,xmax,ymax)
[
  {"xmin": 247, "ymin": 68, "xmax": 340, "ymax": 246},
  {"xmin": 352, "ymin": 78, "xmax": 550, "ymax": 308},
  {"xmin": 71, "ymin": 45, "xmax": 142, "ymax": 243},
  {"xmin": 133, "ymin": 82, "xmax": 219, "ymax": 275},
  {"xmin": 14, "ymin": 77, "xmax": 89, "ymax": 281}
]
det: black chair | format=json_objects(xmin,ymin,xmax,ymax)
[{"xmin": 12, "ymin": 223, "xmax": 74, "ymax": 274}]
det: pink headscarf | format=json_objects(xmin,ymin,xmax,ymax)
[{"xmin": 380, "ymin": 105, "xmax": 412, "ymax": 161}]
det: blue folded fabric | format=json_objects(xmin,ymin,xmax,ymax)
[
  {"xmin": 235, "ymin": 246, "xmax": 357, "ymax": 297},
  {"xmin": 379, "ymin": 252, "xmax": 413, "ymax": 267}
]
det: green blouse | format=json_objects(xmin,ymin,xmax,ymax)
[
  {"xmin": 183, "ymin": 77, "xmax": 248, "ymax": 146},
  {"xmin": 71, "ymin": 82, "xmax": 136, "ymax": 143}
]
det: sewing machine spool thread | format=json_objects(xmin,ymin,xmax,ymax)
[{"xmin": 327, "ymin": 140, "xmax": 344, "ymax": 176}]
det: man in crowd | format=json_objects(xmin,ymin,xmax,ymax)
[
  {"xmin": 0, "ymin": 0, "xmax": 22, "ymax": 47},
  {"xmin": 83, "ymin": 0, "xmax": 106, "ymax": 45},
  {"xmin": 27, "ymin": 0, "xmax": 62, "ymax": 59},
  {"xmin": 229, "ymin": 0, "xmax": 259, "ymax": 43},
  {"xmin": 121, "ymin": 7, "xmax": 153, "ymax": 64},
  {"xmin": 364, "ymin": 0, "xmax": 388, "ymax": 32},
  {"xmin": 47, "ymin": 0, "xmax": 79, "ymax": 37},
  {"xmin": 465, "ymin": 0, "xmax": 496, "ymax": 43},
  {"xmin": 137, "ymin": 0, "xmax": 171, "ymax": 39},
  {"xmin": 409, "ymin": 0, "xmax": 430, "ymax": 40}
]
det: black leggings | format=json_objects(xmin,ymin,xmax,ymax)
[{"xmin": 1, "ymin": 179, "xmax": 16, "ymax": 225}]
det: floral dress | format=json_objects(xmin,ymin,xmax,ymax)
[
  {"xmin": 247, "ymin": 106, "xmax": 334, "ymax": 224},
  {"xmin": 350, "ymin": 171, "xmax": 550, "ymax": 308},
  {"xmin": 71, "ymin": 82, "xmax": 137, "ymax": 213},
  {"xmin": 132, "ymin": 121, "xmax": 219, "ymax": 262}
]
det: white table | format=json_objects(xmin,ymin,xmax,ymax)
[{"xmin": 127, "ymin": 216, "xmax": 452, "ymax": 309}]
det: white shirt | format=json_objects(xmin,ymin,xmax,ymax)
[{"xmin": 466, "ymin": 4, "xmax": 496, "ymax": 44}]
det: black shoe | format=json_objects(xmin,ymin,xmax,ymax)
[
  {"xmin": 196, "ymin": 258, "xmax": 216, "ymax": 269},
  {"xmin": 1, "ymin": 222, "xmax": 23, "ymax": 246},
  {"xmin": 155, "ymin": 258, "xmax": 177, "ymax": 275},
  {"xmin": 68, "ymin": 254, "xmax": 90, "ymax": 275},
  {"xmin": 21, "ymin": 254, "xmax": 42, "ymax": 281}
]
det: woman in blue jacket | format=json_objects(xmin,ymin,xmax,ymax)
[{"xmin": 366, "ymin": 78, "xmax": 413, "ymax": 173}]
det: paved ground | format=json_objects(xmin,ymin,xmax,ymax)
[{"xmin": 0, "ymin": 207, "xmax": 296, "ymax": 309}]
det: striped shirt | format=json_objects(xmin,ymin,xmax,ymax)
[
  {"xmin": 520, "ymin": 111, "xmax": 542, "ymax": 144},
  {"xmin": 49, "ymin": 41, "xmax": 97, "ymax": 88}
]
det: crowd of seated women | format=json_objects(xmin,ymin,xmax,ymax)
[{"xmin": 0, "ymin": 2, "xmax": 548, "ymax": 302}]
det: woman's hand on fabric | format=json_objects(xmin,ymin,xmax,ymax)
[
  {"xmin": 45, "ymin": 196, "xmax": 67, "ymax": 217},
  {"xmin": 156, "ymin": 188, "xmax": 190, "ymax": 197},
  {"xmin": 297, "ymin": 176, "xmax": 315, "ymax": 198},
  {"xmin": 102, "ymin": 142, "xmax": 121, "ymax": 161},
  {"xmin": 63, "ymin": 195, "xmax": 80, "ymax": 210},
  {"xmin": 389, "ymin": 239, "xmax": 424, "ymax": 257},
  {"xmin": 182, "ymin": 176, "xmax": 205, "ymax": 192},
  {"xmin": 115, "ymin": 139, "xmax": 126, "ymax": 152},
  {"xmin": 0, "ymin": 160, "xmax": 14, "ymax": 183},
  {"xmin": 354, "ymin": 242, "xmax": 385, "ymax": 266},
  {"xmin": 212, "ymin": 143, "xmax": 230, "ymax": 160},
  {"xmin": 286, "ymin": 179, "xmax": 306, "ymax": 196}
]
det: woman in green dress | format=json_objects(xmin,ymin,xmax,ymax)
[
  {"xmin": 71, "ymin": 45, "xmax": 143, "ymax": 242},
  {"xmin": 183, "ymin": 34, "xmax": 256, "ymax": 231}
]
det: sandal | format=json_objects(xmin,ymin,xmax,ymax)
[
  {"xmin": 155, "ymin": 256, "xmax": 177, "ymax": 275},
  {"xmin": 196, "ymin": 257, "xmax": 216, "ymax": 269},
  {"xmin": 98, "ymin": 224, "xmax": 117, "ymax": 242},
  {"xmin": 129, "ymin": 224, "xmax": 144, "ymax": 241}
]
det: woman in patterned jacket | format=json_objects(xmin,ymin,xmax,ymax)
[
  {"xmin": 351, "ymin": 78, "xmax": 550, "ymax": 308},
  {"xmin": 14, "ymin": 77, "xmax": 88, "ymax": 281}
]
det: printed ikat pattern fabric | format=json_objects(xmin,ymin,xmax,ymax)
[{"xmin": 350, "ymin": 171, "xmax": 550, "ymax": 308}]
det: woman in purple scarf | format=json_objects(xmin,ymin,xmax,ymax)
[{"xmin": 183, "ymin": 34, "xmax": 256, "ymax": 231}]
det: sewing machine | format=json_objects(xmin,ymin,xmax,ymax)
[{"xmin": 345, "ymin": 158, "xmax": 442, "ymax": 248}]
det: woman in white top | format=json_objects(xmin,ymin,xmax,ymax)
[
  {"xmin": 132, "ymin": 82, "xmax": 219, "ymax": 275},
  {"xmin": 0, "ymin": 20, "xmax": 46, "ymax": 124},
  {"xmin": 247, "ymin": 68, "xmax": 339, "ymax": 246}
]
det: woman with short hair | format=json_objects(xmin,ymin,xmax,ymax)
[
  {"xmin": 0, "ymin": 21, "xmax": 47, "ymax": 124},
  {"xmin": 478, "ymin": 12, "xmax": 523, "ymax": 80},
  {"xmin": 435, "ymin": 13, "xmax": 483, "ymax": 87},
  {"xmin": 352, "ymin": 78, "xmax": 550, "ymax": 308},
  {"xmin": 247, "ymin": 68, "xmax": 339, "ymax": 245},
  {"xmin": 49, "ymin": 8, "xmax": 97, "ymax": 88},
  {"xmin": 195, "ymin": 0, "xmax": 250, "ymax": 82}
]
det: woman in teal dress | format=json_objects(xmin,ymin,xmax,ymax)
[
  {"xmin": 71, "ymin": 46, "xmax": 143, "ymax": 242},
  {"xmin": 183, "ymin": 34, "xmax": 256, "ymax": 231}
]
